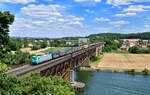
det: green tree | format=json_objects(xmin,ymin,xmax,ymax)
[
  {"xmin": 117, "ymin": 40, "xmax": 123, "ymax": 48},
  {"xmin": 102, "ymin": 40, "xmax": 118, "ymax": 52},
  {"xmin": 129, "ymin": 46, "xmax": 140, "ymax": 54},
  {"xmin": 8, "ymin": 40, "xmax": 22, "ymax": 51},
  {"xmin": 0, "ymin": 11, "xmax": 14, "ymax": 48},
  {"xmin": 40, "ymin": 40, "xmax": 47, "ymax": 48},
  {"xmin": 0, "ymin": 11, "xmax": 14, "ymax": 59},
  {"xmin": 1, "ymin": 72, "xmax": 75, "ymax": 95},
  {"xmin": 32, "ymin": 45, "xmax": 40, "ymax": 50},
  {"xmin": 1, "ymin": 51, "xmax": 32, "ymax": 65},
  {"xmin": 147, "ymin": 45, "xmax": 150, "ymax": 49}
]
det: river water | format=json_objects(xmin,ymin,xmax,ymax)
[{"xmin": 75, "ymin": 71, "xmax": 150, "ymax": 95}]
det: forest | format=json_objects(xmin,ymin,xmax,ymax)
[{"xmin": 88, "ymin": 32, "xmax": 150, "ymax": 43}]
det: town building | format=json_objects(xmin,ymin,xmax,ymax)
[
  {"xmin": 66, "ymin": 41, "xmax": 72, "ymax": 45},
  {"xmin": 78, "ymin": 38, "xmax": 89, "ymax": 45}
]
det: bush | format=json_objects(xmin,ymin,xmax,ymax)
[
  {"xmin": 8, "ymin": 40, "xmax": 22, "ymax": 51},
  {"xmin": 40, "ymin": 41, "xmax": 47, "ymax": 48},
  {"xmin": 102, "ymin": 40, "xmax": 118, "ymax": 52},
  {"xmin": 1, "ymin": 72, "xmax": 75, "ymax": 95},
  {"xmin": 32, "ymin": 45, "xmax": 40, "ymax": 50},
  {"xmin": 142, "ymin": 68, "xmax": 149, "ymax": 75},
  {"xmin": 1, "ymin": 51, "xmax": 32, "ymax": 65},
  {"xmin": 129, "ymin": 46, "xmax": 140, "ymax": 54},
  {"xmin": 90, "ymin": 56, "xmax": 99, "ymax": 62},
  {"xmin": 126, "ymin": 69, "xmax": 135, "ymax": 74}
]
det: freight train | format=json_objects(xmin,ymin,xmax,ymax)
[{"xmin": 31, "ymin": 44, "xmax": 93, "ymax": 65}]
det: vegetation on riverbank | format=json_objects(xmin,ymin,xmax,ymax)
[
  {"xmin": 124, "ymin": 68, "xmax": 150, "ymax": 75},
  {"xmin": 90, "ymin": 55, "xmax": 103, "ymax": 68}
]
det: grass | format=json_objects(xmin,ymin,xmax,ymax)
[
  {"xmin": 111, "ymin": 50, "xmax": 130, "ymax": 54},
  {"xmin": 90, "ymin": 54, "xmax": 103, "ymax": 68},
  {"xmin": 41, "ymin": 47, "xmax": 70, "ymax": 53}
]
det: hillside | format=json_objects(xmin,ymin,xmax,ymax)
[{"xmin": 88, "ymin": 32, "xmax": 150, "ymax": 43}]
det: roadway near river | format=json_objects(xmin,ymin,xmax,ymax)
[{"xmin": 98, "ymin": 53, "xmax": 150, "ymax": 71}]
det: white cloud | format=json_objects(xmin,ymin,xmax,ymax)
[
  {"xmin": 144, "ymin": 24, "xmax": 149, "ymax": 28},
  {"xmin": 45, "ymin": 0, "xmax": 53, "ymax": 1},
  {"xmin": 94, "ymin": 0, "xmax": 101, "ymax": 2},
  {"xmin": 106, "ymin": 0, "xmax": 150, "ymax": 6},
  {"xmin": 85, "ymin": 9, "xmax": 95, "ymax": 13},
  {"xmin": 21, "ymin": 4, "xmax": 64, "ymax": 18},
  {"xmin": 67, "ymin": 21, "xmax": 83, "ymax": 26},
  {"xmin": 109, "ymin": 20, "xmax": 130, "ymax": 27},
  {"xmin": 0, "ymin": 0, "xmax": 36, "ymax": 4},
  {"xmin": 106, "ymin": 0, "xmax": 132, "ymax": 6},
  {"xmin": 114, "ymin": 13, "xmax": 136, "ymax": 17},
  {"xmin": 133, "ymin": 0, "xmax": 150, "ymax": 2},
  {"xmin": 123, "ymin": 5, "xmax": 150, "ymax": 12},
  {"xmin": 10, "ymin": 4, "xmax": 86, "ymax": 38},
  {"xmin": 94, "ymin": 17, "xmax": 110, "ymax": 22},
  {"xmin": 146, "ymin": 17, "xmax": 150, "ymax": 20},
  {"xmin": 95, "ymin": 27, "xmax": 112, "ymax": 31},
  {"xmin": 74, "ymin": 0, "xmax": 101, "ymax": 3}
]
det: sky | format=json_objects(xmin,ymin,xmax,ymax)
[{"xmin": 1, "ymin": 0, "xmax": 150, "ymax": 38}]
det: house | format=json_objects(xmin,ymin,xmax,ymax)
[
  {"xmin": 66, "ymin": 41, "xmax": 72, "ymax": 45},
  {"xmin": 129, "ymin": 41, "xmax": 136, "ymax": 47},
  {"xmin": 120, "ymin": 45, "xmax": 129, "ymax": 51},
  {"xmin": 114, "ymin": 40, "xmax": 119, "ymax": 44},
  {"xmin": 78, "ymin": 38, "xmax": 89, "ymax": 45},
  {"xmin": 140, "ymin": 45, "xmax": 149, "ymax": 50}
]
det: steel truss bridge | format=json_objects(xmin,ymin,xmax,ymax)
[{"xmin": 6, "ymin": 42, "xmax": 105, "ymax": 82}]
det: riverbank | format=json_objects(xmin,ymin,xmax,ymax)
[{"xmin": 80, "ymin": 53, "xmax": 150, "ymax": 75}]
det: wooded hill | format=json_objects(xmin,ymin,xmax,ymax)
[{"xmin": 88, "ymin": 32, "xmax": 150, "ymax": 43}]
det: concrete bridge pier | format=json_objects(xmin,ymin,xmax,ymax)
[
  {"xmin": 69, "ymin": 70, "xmax": 85, "ymax": 91},
  {"xmin": 96, "ymin": 45, "xmax": 103, "ymax": 57},
  {"xmin": 69, "ymin": 70, "xmax": 74, "ymax": 83},
  {"xmin": 0, "ymin": 88, "xmax": 1, "ymax": 95},
  {"xmin": 96, "ymin": 47, "xmax": 99, "ymax": 57}
]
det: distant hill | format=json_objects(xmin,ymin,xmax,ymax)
[
  {"xmin": 11, "ymin": 32, "xmax": 150, "ymax": 41},
  {"xmin": 88, "ymin": 32, "xmax": 150, "ymax": 43}
]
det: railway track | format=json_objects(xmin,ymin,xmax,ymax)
[{"xmin": 6, "ymin": 54, "xmax": 72, "ymax": 76}]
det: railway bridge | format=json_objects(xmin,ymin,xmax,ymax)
[{"xmin": 6, "ymin": 42, "xmax": 105, "ymax": 82}]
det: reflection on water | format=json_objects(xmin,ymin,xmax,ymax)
[{"xmin": 75, "ymin": 71, "xmax": 150, "ymax": 95}]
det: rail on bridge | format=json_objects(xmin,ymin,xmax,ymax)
[{"xmin": 6, "ymin": 42, "xmax": 105, "ymax": 82}]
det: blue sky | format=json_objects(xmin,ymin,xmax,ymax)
[{"xmin": 1, "ymin": 0, "xmax": 150, "ymax": 38}]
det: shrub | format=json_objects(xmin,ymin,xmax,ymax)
[
  {"xmin": 40, "ymin": 41, "xmax": 47, "ymax": 48},
  {"xmin": 8, "ymin": 40, "xmax": 22, "ymax": 51},
  {"xmin": 1, "ymin": 72, "xmax": 75, "ymax": 95},
  {"xmin": 90, "ymin": 56, "xmax": 99, "ymax": 62},
  {"xmin": 142, "ymin": 68, "xmax": 149, "ymax": 75},
  {"xmin": 129, "ymin": 46, "xmax": 140, "ymax": 54},
  {"xmin": 32, "ymin": 45, "xmax": 40, "ymax": 50},
  {"xmin": 1, "ymin": 51, "xmax": 32, "ymax": 65},
  {"xmin": 126, "ymin": 69, "xmax": 135, "ymax": 74}
]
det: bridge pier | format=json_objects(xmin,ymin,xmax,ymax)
[
  {"xmin": 69, "ymin": 70, "xmax": 74, "ymax": 83},
  {"xmin": 0, "ymin": 87, "xmax": 1, "ymax": 95}
]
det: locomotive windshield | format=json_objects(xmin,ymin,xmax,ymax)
[{"xmin": 32, "ymin": 56, "xmax": 37, "ymax": 60}]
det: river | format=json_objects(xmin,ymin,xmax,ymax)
[{"xmin": 75, "ymin": 71, "xmax": 150, "ymax": 95}]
